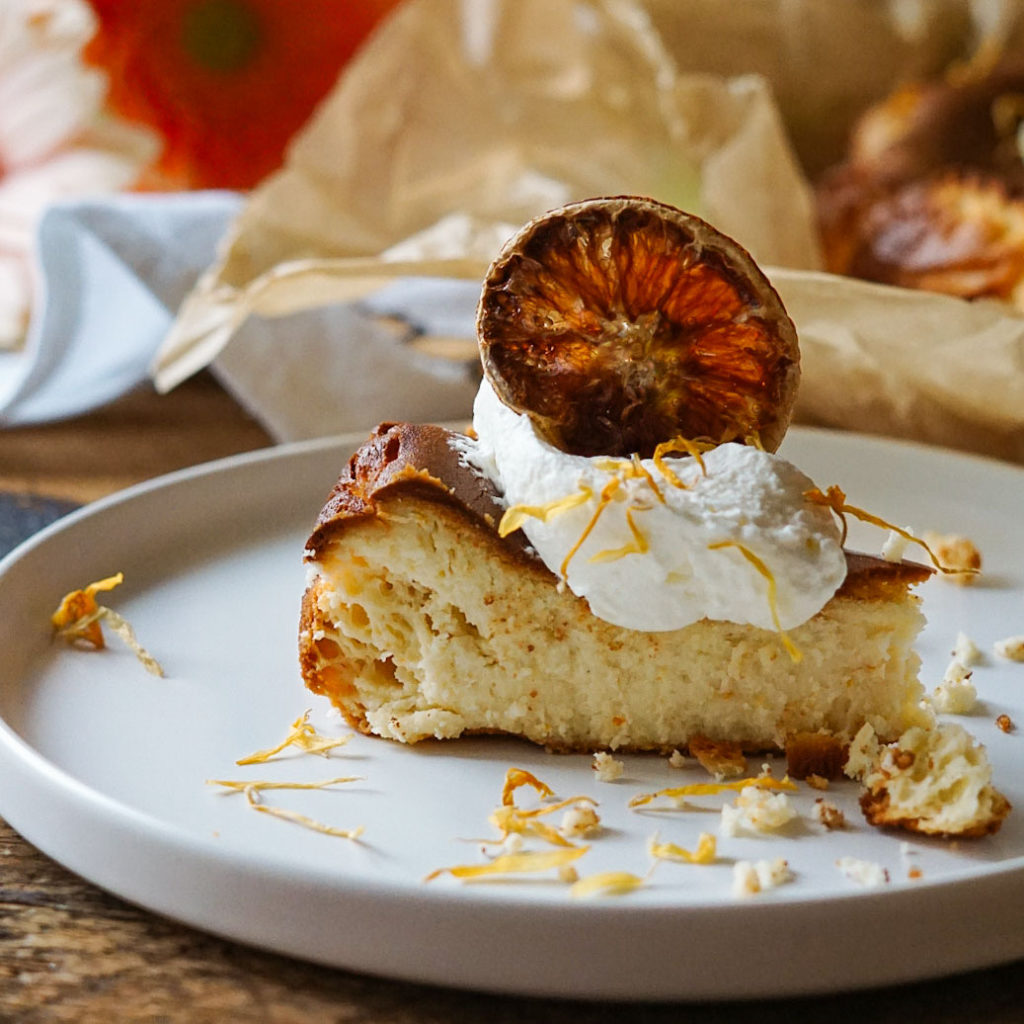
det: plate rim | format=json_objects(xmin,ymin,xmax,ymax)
[{"xmin": 2, "ymin": 424, "xmax": 1024, "ymax": 1000}]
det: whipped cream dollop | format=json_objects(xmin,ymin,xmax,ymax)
[{"xmin": 463, "ymin": 380, "xmax": 847, "ymax": 633}]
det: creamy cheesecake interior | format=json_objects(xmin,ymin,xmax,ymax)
[{"xmin": 299, "ymin": 424, "xmax": 931, "ymax": 753}]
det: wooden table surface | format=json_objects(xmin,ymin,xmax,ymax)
[{"xmin": 2, "ymin": 375, "xmax": 1023, "ymax": 1023}]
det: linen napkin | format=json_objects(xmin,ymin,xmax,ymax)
[
  {"xmin": 0, "ymin": 191, "xmax": 240, "ymax": 426},
  {"xmin": 0, "ymin": 189, "xmax": 485, "ymax": 438}
]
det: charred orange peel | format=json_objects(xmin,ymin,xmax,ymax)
[
  {"xmin": 569, "ymin": 831, "xmax": 718, "ymax": 897},
  {"xmin": 489, "ymin": 769, "xmax": 597, "ymax": 848},
  {"xmin": 501, "ymin": 767, "xmax": 555, "ymax": 806},
  {"xmin": 51, "ymin": 573, "xmax": 163, "ymax": 677},
  {"xmin": 477, "ymin": 196, "xmax": 800, "ymax": 459},
  {"xmin": 569, "ymin": 870, "xmax": 647, "ymax": 898},
  {"xmin": 425, "ymin": 846, "xmax": 589, "ymax": 883},
  {"xmin": 647, "ymin": 831, "xmax": 718, "ymax": 864}
]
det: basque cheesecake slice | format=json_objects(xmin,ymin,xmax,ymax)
[{"xmin": 299, "ymin": 422, "xmax": 931, "ymax": 754}]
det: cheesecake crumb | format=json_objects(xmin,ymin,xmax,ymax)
[
  {"xmin": 785, "ymin": 732, "xmax": 846, "ymax": 780},
  {"xmin": 668, "ymin": 749, "xmax": 688, "ymax": 769},
  {"xmin": 881, "ymin": 529, "xmax": 911, "ymax": 562},
  {"xmin": 689, "ymin": 735, "xmax": 746, "ymax": 780},
  {"xmin": 836, "ymin": 856, "xmax": 890, "ymax": 887},
  {"xmin": 923, "ymin": 531, "xmax": 981, "ymax": 584},
  {"xmin": 720, "ymin": 786, "xmax": 797, "ymax": 837},
  {"xmin": 732, "ymin": 861, "xmax": 760, "ymax": 898},
  {"xmin": 952, "ymin": 631, "xmax": 982, "ymax": 666},
  {"xmin": 731, "ymin": 857, "xmax": 792, "ymax": 898},
  {"xmin": 844, "ymin": 723, "xmax": 880, "ymax": 781},
  {"xmin": 932, "ymin": 659, "xmax": 977, "ymax": 714},
  {"xmin": 813, "ymin": 798, "xmax": 846, "ymax": 830},
  {"xmin": 501, "ymin": 833, "xmax": 524, "ymax": 855},
  {"xmin": 858, "ymin": 723, "xmax": 1010, "ymax": 837},
  {"xmin": 592, "ymin": 751, "xmax": 624, "ymax": 782},
  {"xmin": 994, "ymin": 636, "xmax": 1024, "ymax": 662}
]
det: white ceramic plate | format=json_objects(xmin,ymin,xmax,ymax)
[{"xmin": 1, "ymin": 427, "xmax": 1023, "ymax": 1001}]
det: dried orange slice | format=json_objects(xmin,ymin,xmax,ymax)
[{"xmin": 476, "ymin": 196, "xmax": 800, "ymax": 458}]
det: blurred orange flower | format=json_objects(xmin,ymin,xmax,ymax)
[
  {"xmin": 0, "ymin": 0, "xmax": 156, "ymax": 349},
  {"xmin": 84, "ymin": 0, "xmax": 399, "ymax": 190}
]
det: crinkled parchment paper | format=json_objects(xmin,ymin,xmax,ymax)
[{"xmin": 154, "ymin": 0, "xmax": 1024, "ymax": 461}]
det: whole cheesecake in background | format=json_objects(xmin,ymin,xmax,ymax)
[
  {"xmin": 299, "ymin": 197, "xmax": 933, "ymax": 758},
  {"xmin": 816, "ymin": 58, "xmax": 1024, "ymax": 308}
]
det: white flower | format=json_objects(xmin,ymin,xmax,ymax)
[{"xmin": 0, "ymin": 0, "xmax": 156, "ymax": 349}]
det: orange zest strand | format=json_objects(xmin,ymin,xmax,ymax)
[
  {"xmin": 498, "ymin": 485, "xmax": 593, "ymax": 537},
  {"xmin": 629, "ymin": 774, "xmax": 797, "ymax": 809},
  {"xmin": 560, "ymin": 477, "xmax": 621, "ymax": 579},
  {"xmin": 589, "ymin": 505, "xmax": 649, "ymax": 563},
  {"xmin": 245, "ymin": 803, "xmax": 364, "ymax": 839},
  {"xmin": 647, "ymin": 831, "xmax": 717, "ymax": 864},
  {"xmin": 707, "ymin": 541, "xmax": 802, "ymax": 662},
  {"xmin": 501, "ymin": 767, "xmax": 555, "ymax": 806},
  {"xmin": 631, "ymin": 453, "xmax": 665, "ymax": 503},
  {"xmin": 476, "ymin": 772, "xmax": 596, "ymax": 849},
  {"xmin": 804, "ymin": 485, "xmax": 978, "ymax": 578}
]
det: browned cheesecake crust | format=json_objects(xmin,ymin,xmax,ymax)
[
  {"xmin": 299, "ymin": 422, "xmax": 932, "ymax": 755},
  {"xmin": 306, "ymin": 421, "xmax": 932, "ymax": 595}
]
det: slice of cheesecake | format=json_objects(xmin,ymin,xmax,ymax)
[{"xmin": 299, "ymin": 422, "xmax": 931, "ymax": 754}]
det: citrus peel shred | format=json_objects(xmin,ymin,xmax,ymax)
[
  {"xmin": 629, "ymin": 775, "xmax": 797, "ymax": 809},
  {"xmin": 559, "ymin": 477, "xmax": 621, "ymax": 579},
  {"xmin": 501, "ymin": 767, "xmax": 555, "ymax": 806},
  {"xmin": 488, "ymin": 805, "xmax": 576, "ymax": 847},
  {"xmin": 653, "ymin": 436, "xmax": 713, "ymax": 480},
  {"xmin": 804, "ymin": 485, "xmax": 977, "ymax": 579},
  {"xmin": 707, "ymin": 540, "xmax": 802, "ymax": 662},
  {"xmin": 207, "ymin": 777, "xmax": 361, "ymax": 794},
  {"xmin": 236, "ymin": 710, "xmax": 351, "ymax": 765},
  {"xmin": 486, "ymin": 794, "xmax": 598, "ymax": 848},
  {"xmin": 50, "ymin": 573, "xmax": 164, "ymax": 676},
  {"xmin": 589, "ymin": 504, "xmax": 650, "ymax": 564},
  {"xmin": 498, "ymin": 485, "xmax": 593, "ymax": 537},
  {"xmin": 424, "ymin": 845, "xmax": 589, "ymax": 883},
  {"xmin": 569, "ymin": 870, "xmax": 647, "ymax": 898},
  {"xmin": 647, "ymin": 831, "xmax": 718, "ymax": 864},
  {"xmin": 245, "ymin": 804, "xmax": 364, "ymax": 839}
]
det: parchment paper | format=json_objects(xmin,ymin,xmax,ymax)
[{"xmin": 152, "ymin": 0, "xmax": 1024, "ymax": 462}]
